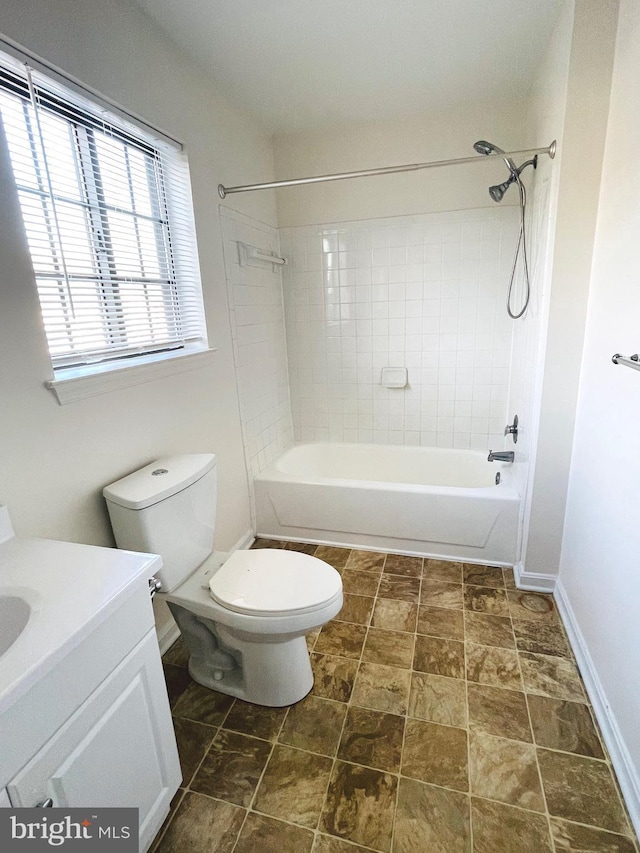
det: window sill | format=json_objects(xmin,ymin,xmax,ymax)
[{"xmin": 45, "ymin": 347, "xmax": 217, "ymax": 405}]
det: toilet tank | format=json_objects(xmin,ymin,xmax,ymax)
[{"xmin": 103, "ymin": 454, "xmax": 217, "ymax": 593}]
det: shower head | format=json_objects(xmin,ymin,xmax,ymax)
[
  {"xmin": 473, "ymin": 139, "xmax": 518, "ymax": 177},
  {"xmin": 473, "ymin": 140, "xmax": 501, "ymax": 157},
  {"xmin": 489, "ymin": 178, "xmax": 514, "ymax": 203}
]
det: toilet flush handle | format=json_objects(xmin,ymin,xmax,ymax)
[{"xmin": 149, "ymin": 577, "xmax": 162, "ymax": 598}]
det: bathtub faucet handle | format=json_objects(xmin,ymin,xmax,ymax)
[
  {"xmin": 488, "ymin": 450, "xmax": 515, "ymax": 463},
  {"xmin": 504, "ymin": 414, "xmax": 519, "ymax": 443}
]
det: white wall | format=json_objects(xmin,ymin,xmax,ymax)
[
  {"xmin": 273, "ymin": 102, "xmax": 530, "ymax": 226},
  {"xmin": 0, "ymin": 0, "xmax": 275, "ymax": 556},
  {"xmin": 522, "ymin": 0, "xmax": 619, "ymax": 580},
  {"xmin": 559, "ymin": 0, "xmax": 640, "ymax": 824},
  {"xmin": 506, "ymin": 0, "xmax": 574, "ymax": 574}
]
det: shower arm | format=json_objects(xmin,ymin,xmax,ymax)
[{"xmin": 218, "ymin": 141, "xmax": 556, "ymax": 198}]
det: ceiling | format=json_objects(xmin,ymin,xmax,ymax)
[{"xmin": 132, "ymin": 0, "xmax": 563, "ymax": 134}]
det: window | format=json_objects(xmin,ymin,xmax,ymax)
[{"xmin": 0, "ymin": 52, "xmax": 208, "ymax": 399}]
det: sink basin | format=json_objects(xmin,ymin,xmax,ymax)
[{"xmin": 0, "ymin": 595, "xmax": 31, "ymax": 658}]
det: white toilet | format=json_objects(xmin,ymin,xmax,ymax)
[{"xmin": 103, "ymin": 454, "xmax": 343, "ymax": 707}]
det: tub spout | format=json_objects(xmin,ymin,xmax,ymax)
[{"xmin": 488, "ymin": 450, "xmax": 514, "ymax": 463}]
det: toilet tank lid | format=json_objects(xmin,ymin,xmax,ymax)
[{"xmin": 103, "ymin": 454, "xmax": 216, "ymax": 510}]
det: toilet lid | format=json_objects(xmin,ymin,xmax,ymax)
[{"xmin": 208, "ymin": 549, "xmax": 342, "ymax": 617}]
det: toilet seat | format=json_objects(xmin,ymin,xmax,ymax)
[{"xmin": 209, "ymin": 549, "xmax": 342, "ymax": 617}]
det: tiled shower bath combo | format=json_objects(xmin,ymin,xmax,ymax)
[{"xmin": 153, "ymin": 542, "xmax": 638, "ymax": 853}]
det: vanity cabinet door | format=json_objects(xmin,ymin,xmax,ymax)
[{"xmin": 7, "ymin": 630, "xmax": 180, "ymax": 851}]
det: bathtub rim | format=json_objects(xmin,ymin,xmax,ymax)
[{"xmin": 255, "ymin": 441, "xmax": 518, "ymax": 499}]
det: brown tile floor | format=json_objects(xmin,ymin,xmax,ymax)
[{"xmin": 152, "ymin": 541, "xmax": 639, "ymax": 853}]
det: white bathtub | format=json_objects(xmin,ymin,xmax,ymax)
[{"xmin": 254, "ymin": 442, "xmax": 520, "ymax": 566}]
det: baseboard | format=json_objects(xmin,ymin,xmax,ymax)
[
  {"xmin": 231, "ymin": 528, "xmax": 255, "ymax": 551},
  {"xmin": 555, "ymin": 578, "xmax": 640, "ymax": 837},
  {"xmin": 157, "ymin": 620, "xmax": 181, "ymax": 655},
  {"xmin": 513, "ymin": 560, "xmax": 557, "ymax": 592}
]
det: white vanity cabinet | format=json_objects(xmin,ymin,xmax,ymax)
[
  {"xmin": 7, "ymin": 631, "xmax": 178, "ymax": 849},
  {"xmin": 0, "ymin": 522, "xmax": 181, "ymax": 853}
]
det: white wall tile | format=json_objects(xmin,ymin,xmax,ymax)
[{"xmin": 281, "ymin": 207, "xmax": 516, "ymax": 449}]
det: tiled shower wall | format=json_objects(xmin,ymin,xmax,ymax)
[
  {"xmin": 220, "ymin": 209, "xmax": 293, "ymax": 494},
  {"xmin": 280, "ymin": 208, "xmax": 520, "ymax": 449}
]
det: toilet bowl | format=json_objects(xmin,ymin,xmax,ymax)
[{"xmin": 103, "ymin": 454, "xmax": 343, "ymax": 706}]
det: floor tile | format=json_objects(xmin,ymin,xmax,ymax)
[
  {"xmin": 467, "ymin": 683, "xmax": 532, "ymax": 742},
  {"xmin": 413, "ymin": 634, "xmax": 465, "ymax": 679},
  {"xmin": 462, "ymin": 563, "xmax": 505, "ymax": 588},
  {"xmin": 171, "ymin": 717, "xmax": 217, "ymax": 786},
  {"xmin": 409, "ymin": 672, "xmax": 467, "ymax": 727},
  {"xmin": 417, "ymin": 604, "xmax": 464, "ymax": 640},
  {"xmin": 351, "ymin": 661, "xmax": 411, "ymax": 714},
  {"xmin": 550, "ymin": 817, "xmax": 637, "ymax": 852},
  {"xmin": 371, "ymin": 598, "xmax": 417, "ymax": 632},
  {"xmin": 394, "ymin": 777, "xmax": 471, "ymax": 853},
  {"xmin": 315, "ymin": 545, "xmax": 351, "ymax": 569},
  {"xmin": 150, "ymin": 789, "xmax": 184, "ymax": 853},
  {"xmin": 463, "ymin": 585, "xmax": 510, "ymax": 616},
  {"xmin": 306, "ymin": 628, "xmax": 321, "ymax": 651},
  {"xmin": 383, "ymin": 554, "xmax": 423, "ymax": 577},
  {"xmin": 345, "ymin": 549, "xmax": 386, "ymax": 573},
  {"xmin": 503, "ymin": 567, "xmax": 517, "ymax": 588},
  {"xmin": 222, "ymin": 699, "xmax": 287, "ymax": 740},
  {"xmin": 155, "ymin": 791, "xmax": 244, "ymax": 853},
  {"xmin": 513, "ymin": 619, "xmax": 572, "ymax": 658},
  {"xmin": 471, "ymin": 798, "xmax": 553, "ymax": 853},
  {"xmin": 464, "ymin": 611, "xmax": 515, "ymax": 648},
  {"xmin": 314, "ymin": 620, "xmax": 367, "ymax": 658},
  {"xmin": 337, "ymin": 705, "xmax": 405, "ymax": 772},
  {"xmin": 251, "ymin": 538, "xmax": 284, "ymax": 548},
  {"xmin": 320, "ymin": 761, "xmax": 397, "ymax": 852},
  {"xmin": 310, "ymin": 654, "xmax": 358, "ymax": 702},
  {"xmin": 507, "ymin": 589, "xmax": 560, "ymax": 623},
  {"xmin": 337, "ymin": 593, "xmax": 374, "ymax": 625},
  {"xmin": 520, "ymin": 651, "xmax": 586, "ymax": 702},
  {"xmin": 163, "ymin": 664, "xmax": 193, "ymax": 708},
  {"xmin": 312, "ymin": 834, "xmax": 372, "ymax": 853},
  {"xmin": 362, "ymin": 627, "xmax": 414, "ymax": 668},
  {"xmin": 402, "ymin": 718, "xmax": 468, "ymax": 791},
  {"xmin": 341, "ymin": 569, "xmax": 380, "ymax": 596},
  {"xmin": 171, "ymin": 682, "xmax": 234, "ymax": 725},
  {"xmin": 190, "ymin": 729, "xmax": 271, "ymax": 806},
  {"xmin": 377, "ymin": 574, "xmax": 421, "ymax": 602},
  {"xmin": 163, "ymin": 635, "xmax": 190, "ymax": 668},
  {"xmin": 538, "ymin": 748, "xmax": 630, "ymax": 834},
  {"xmin": 253, "ymin": 745, "xmax": 333, "ymax": 828},
  {"xmin": 420, "ymin": 578, "xmax": 463, "ymax": 609},
  {"xmin": 465, "ymin": 642, "xmax": 522, "ymax": 690},
  {"xmin": 157, "ymin": 539, "xmax": 639, "ymax": 853},
  {"xmin": 423, "ymin": 558, "xmax": 463, "ymax": 584},
  {"xmin": 233, "ymin": 813, "xmax": 314, "ymax": 853},
  {"xmin": 279, "ymin": 694, "xmax": 347, "ymax": 755},
  {"xmin": 469, "ymin": 730, "xmax": 545, "ymax": 811},
  {"xmin": 528, "ymin": 694, "xmax": 604, "ymax": 758},
  {"xmin": 284, "ymin": 541, "xmax": 317, "ymax": 554}
]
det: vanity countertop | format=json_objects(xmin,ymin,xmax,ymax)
[{"xmin": 0, "ymin": 510, "xmax": 162, "ymax": 715}]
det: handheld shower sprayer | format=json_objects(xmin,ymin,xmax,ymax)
[{"xmin": 473, "ymin": 140, "xmax": 538, "ymax": 319}]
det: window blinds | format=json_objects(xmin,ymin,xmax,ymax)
[{"xmin": 0, "ymin": 54, "xmax": 206, "ymax": 370}]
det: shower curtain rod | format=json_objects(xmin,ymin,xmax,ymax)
[{"xmin": 218, "ymin": 141, "xmax": 556, "ymax": 198}]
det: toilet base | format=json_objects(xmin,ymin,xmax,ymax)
[{"xmin": 168, "ymin": 602, "xmax": 314, "ymax": 706}]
